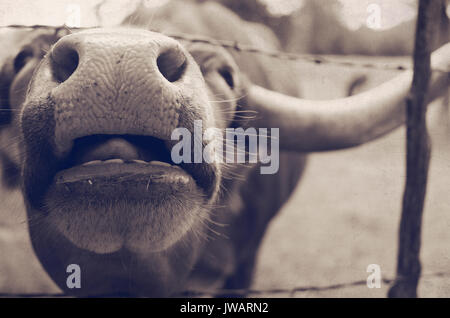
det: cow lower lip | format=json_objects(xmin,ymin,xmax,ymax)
[
  {"xmin": 54, "ymin": 162, "xmax": 195, "ymax": 191},
  {"xmin": 44, "ymin": 161, "xmax": 207, "ymax": 255}
]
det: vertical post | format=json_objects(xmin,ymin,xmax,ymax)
[{"xmin": 388, "ymin": 0, "xmax": 443, "ymax": 298}]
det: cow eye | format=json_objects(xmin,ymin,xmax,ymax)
[
  {"xmin": 14, "ymin": 49, "xmax": 34, "ymax": 73},
  {"xmin": 218, "ymin": 66, "xmax": 234, "ymax": 89}
]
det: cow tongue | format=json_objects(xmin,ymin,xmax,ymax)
[
  {"xmin": 76, "ymin": 137, "xmax": 140, "ymax": 163},
  {"xmin": 69, "ymin": 135, "xmax": 172, "ymax": 166},
  {"xmin": 55, "ymin": 135, "xmax": 193, "ymax": 187}
]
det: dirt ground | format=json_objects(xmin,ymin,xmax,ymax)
[
  {"xmin": 254, "ymin": 113, "xmax": 450, "ymax": 297},
  {"xmin": 0, "ymin": 57, "xmax": 448, "ymax": 297},
  {"xmin": 252, "ymin": 58, "xmax": 450, "ymax": 297}
]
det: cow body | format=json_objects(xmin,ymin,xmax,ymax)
[{"xmin": 0, "ymin": 1, "xmax": 306, "ymax": 296}]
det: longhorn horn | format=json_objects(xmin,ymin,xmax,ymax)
[{"xmin": 244, "ymin": 44, "xmax": 449, "ymax": 152}]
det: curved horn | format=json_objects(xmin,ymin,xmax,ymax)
[{"xmin": 244, "ymin": 47, "xmax": 449, "ymax": 152}]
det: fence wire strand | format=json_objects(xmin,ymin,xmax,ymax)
[
  {"xmin": 1, "ymin": 271, "xmax": 450, "ymax": 298},
  {"xmin": 1, "ymin": 24, "xmax": 449, "ymax": 73}
]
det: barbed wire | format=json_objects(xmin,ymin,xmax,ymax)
[
  {"xmin": 179, "ymin": 271, "xmax": 450, "ymax": 297},
  {"xmin": 1, "ymin": 271, "xmax": 450, "ymax": 298},
  {"xmin": 1, "ymin": 24, "xmax": 448, "ymax": 73}
]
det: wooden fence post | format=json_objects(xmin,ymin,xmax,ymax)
[{"xmin": 388, "ymin": 0, "xmax": 443, "ymax": 298}]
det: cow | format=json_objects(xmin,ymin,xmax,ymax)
[{"xmin": 0, "ymin": 0, "xmax": 448, "ymax": 297}]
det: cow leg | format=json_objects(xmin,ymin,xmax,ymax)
[
  {"xmin": 222, "ymin": 248, "xmax": 259, "ymax": 296},
  {"xmin": 222, "ymin": 154, "xmax": 308, "ymax": 297}
]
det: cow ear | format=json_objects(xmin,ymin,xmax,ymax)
[{"xmin": 0, "ymin": 56, "xmax": 21, "ymax": 188}]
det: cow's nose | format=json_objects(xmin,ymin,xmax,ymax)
[
  {"xmin": 24, "ymin": 29, "xmax": 206, "ymax": 156},
  {"xmin": 50, "ymin": 32, "xmax": 187, "ymax": 85}
]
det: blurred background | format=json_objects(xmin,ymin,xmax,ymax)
[
  {"xmin": 1, "ymin": 0, "xmax": 448, "ymax": 54},
  {"xmin": 0, "ymin": 0, "xmax": 449, "ymax": 297}
]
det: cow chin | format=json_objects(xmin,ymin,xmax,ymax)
[
  {"xmin": 25, "ymin": 173, "xmax": 210, "ymax": 296},
  {"xmin": 43, "ymin": 181, "xmax": 207, "ymax": 255},
  {"xmin": 27, "ymin": 202, "xmax": 207, "ymax": 297}
]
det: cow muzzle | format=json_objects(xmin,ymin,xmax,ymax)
[{"xmin": 20, "ymin": 28, "xmax": 217, "ymax": 255}]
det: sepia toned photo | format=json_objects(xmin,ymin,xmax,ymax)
[{"xmin": 0, "ymin": 0, "xmax": 449, "ymax": 302}]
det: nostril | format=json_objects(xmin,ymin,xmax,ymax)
[
  {"xmin": 50, "ymin": 45, "xmax": 79, "ymax": 83},
  {"xmin": 157, "ymin": 48, "xmax": 187, "ymax": 82}
]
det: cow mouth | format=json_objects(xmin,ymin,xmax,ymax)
[
  {"xmin": 32, "ymin": 133, "xmax": 216, "ymax": 254},
  {"xmin": 52, "ymin": 134, "xmax": 215, "ymax": 198}
]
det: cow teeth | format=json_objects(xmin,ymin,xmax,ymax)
[
  {"xmin": 104, "ymin": 159, "xmax": 124, "ymax": 164},
  {"xmin": 82, "ymin": 160, "xmax": 102, "ymax": 166},
  {"xmin": 130, "ymin": 159, "xmax": 147, "ymax": 164},
  {"xmin": 149, "ymin": 160, "xmax": 172, "ymax": 167}
]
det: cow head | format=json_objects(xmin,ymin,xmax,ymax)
[{"xmin": 0, "ymin": 26, "xmax": 251, "ymax": 296}]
